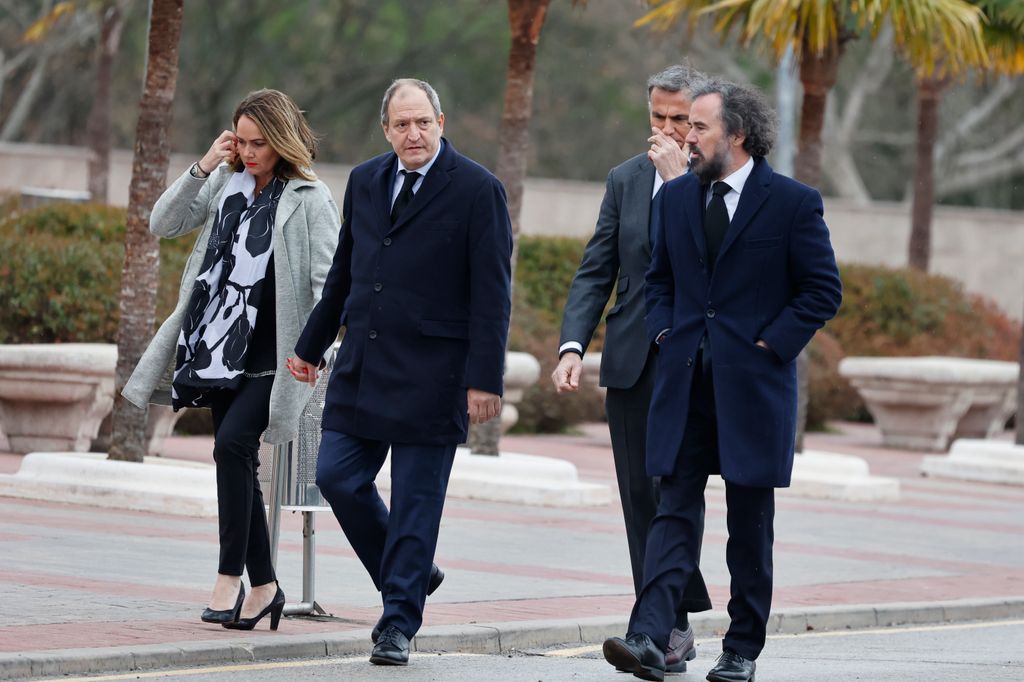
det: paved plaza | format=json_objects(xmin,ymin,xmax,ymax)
[{"xmin": 0, "ymin": 421, "xmax": 1022, "ymax": 679}]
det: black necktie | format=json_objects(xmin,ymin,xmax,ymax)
[
  {"xmin": 704, "ymin": 181, "xmax": 732, "ymax": 274},
  {"xmin": 390, "ymin": 170, "xmax": 421, "ymax": 224}
]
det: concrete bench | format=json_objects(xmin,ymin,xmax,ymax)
[
  {"xmin": 0, "ymin": 344, "xmax": 117, "ymax": 453},
  {"xmin": 838, "ymin": 356, "xmax": 1018, "ymax": 451}
]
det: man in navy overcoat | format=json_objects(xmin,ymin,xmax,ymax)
[
  {"xmin": 602, "ymin": 79, "xmax": 842, "ymax": 682},
  {"xmin": 289, "ymin": 78, "xmax": 512, "ymax": 667}
]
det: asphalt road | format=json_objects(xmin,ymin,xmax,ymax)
[{"xmin": 31, "ymin": 618, "xmax": 1024, "ymax": 682}]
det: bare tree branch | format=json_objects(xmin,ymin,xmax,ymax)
[
  {"xmin": 853, "ymin": 131, "xmax": 915, "ymax": 145},
  {"xmin": 938, "ymin": 149, "xmax": 1024, "ymax": 196},
  {"xmin": 955, "ymin": 123, "xmax": 1024, "ymax": 167},
  {"xmin": 822, "ymin": 92, "xmax": 870, "ymax": 202},
  {"xmin": 837, "ymin": 21, "xmax": 894, "ymax": 145},
  {"xmin": 935, "ymin": 77, "xmax": 1019, "ymax": 164},
  {"xmin": 0, "ymin": 51, "xmax": 48, "ymax": 140}
]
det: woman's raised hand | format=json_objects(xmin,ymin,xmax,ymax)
[{"xmin": 197, "ymin": 130, "xmax": 238, "ymax": 174}]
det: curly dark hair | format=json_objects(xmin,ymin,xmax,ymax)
[{"xmin": 690, "ymin": 79, "xmax": 777, "ymax": 158}]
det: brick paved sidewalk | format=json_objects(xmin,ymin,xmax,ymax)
[{"xmin": 0, "ymin": 422, "xmax": 1022, "ymax": 670}]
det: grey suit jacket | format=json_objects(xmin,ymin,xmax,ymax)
[
  {"xmin": 122, "ymin": 164, "xmax": 340, "ymax": 444},
  {"xmin": 559, "ymin": 153, "xmax": 656, "ymax": 389}
]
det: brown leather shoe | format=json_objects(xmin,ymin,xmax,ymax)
[{"xmin": 665, "ymin": 625, "xmax": 697, "ymax": 672}]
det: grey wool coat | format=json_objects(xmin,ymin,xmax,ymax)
[{"xmin": 122, "ymin": 164, "xmax": 340, "ymax": 444}]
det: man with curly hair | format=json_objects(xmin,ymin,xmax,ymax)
[{"xmin": 602, "ymin": 79, "xmax": 842, "ymax": 682}]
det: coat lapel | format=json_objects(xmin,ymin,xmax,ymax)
[
  {"xmin": 370, "ymin": 155, "xmax": 395, "ymax": 234},
  {"xmin": 628, "ymin": 157, "xmax": 656, "ymax": 256},
  {"xmin": 718, "ymin": 158, "xmax": 771, "ymax": 259},
  {"xmin": 386, "ymin": 139, "xmax": 455, "ymax": 235},
  {"xmin": 685, "ymin": 177, "xmax": 706, "ymax": 261}
]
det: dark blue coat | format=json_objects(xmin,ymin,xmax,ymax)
[
  {"xmin": 645, "ymin": 158, "xmax": 842, "ymax": 486},
  {"xmin": 295, "ymin": 139, "xmax": 513, "ymax": 445}
]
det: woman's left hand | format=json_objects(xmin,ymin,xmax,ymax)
[{"xmin": 286, "ymin": 356, "xmax": 318, "ymax": 385}]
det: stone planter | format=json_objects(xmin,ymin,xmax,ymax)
[
  {"xmin": 839, "ymin": 356, "xmax": 1018, "ymax": 452},
  {"xmin": 0, "ymin": 344, "xmax": 117, "ymax": 453},
  {"xmin": 501, "ymin": 351, "xmax": 541, "ymax": 433}
]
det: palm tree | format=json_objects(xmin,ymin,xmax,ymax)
[
  {"xmin": 909, "ymin": 0, "xmax": 1024, "ymax": 272},
  {"xmin": 468, "ymin": 0, "xmax": 555, "ymax": 456},
  {"xmin": 637, "ymin": 0, "xmax": 987, "ymax": 188},
  {"xmin": 107, "ymin": 0, "xmax": 184, "ymax": 462}
]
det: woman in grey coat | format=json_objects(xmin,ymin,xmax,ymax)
[{"xmin": 123, "ymin": 89, "xmax": 339, "ymax": 630}]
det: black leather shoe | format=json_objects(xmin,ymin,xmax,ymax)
[
  {"xmin": 427, "ymin": 563, "xmax": 444, "ymax": 596},
  {"xmin": 371, "ymin": 564, "xmax": 444, "ymax": 643},
  {"xmin": 200, "ymin": 583, "xmax": 244, "ymax": 624},
  {"xmin": 706, "ymin": 650, "xmax": 756, "ymax": 682},
  {"xmin": 370, "ymin": 625, "xmax": 410, "ymax": 666},
  {"xmin": 665, "ymin": 625, "xmax": 697, "ymax": 673},
  {"xmin": 222, "ymin": 584, "xmax": 285, "ymax": 631},
  {"xmin": 602, "ymin": 633, "xmax": 666, "ymax": 681}
]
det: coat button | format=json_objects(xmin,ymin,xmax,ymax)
[
  {"xmin": 373, "ymin": 282, "xmax": 383, "ymax": 292},
  {"xmin": 368, "ymin": 330, "xmax": 378, "ymax": 340},
  {"xmin": 383, "ymin": 237, "xmax": 392, "ymax": 246},
  {"xmin": 687, "ymin": 357, "xmax": 693, "ymax": 367},
  {"xmin": 706, "ymin": 308, "xmax": 716, "ymax": 319}
]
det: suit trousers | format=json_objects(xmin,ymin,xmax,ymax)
[
  {"xmin": 628, "ymin": 356, "xmax": 775, "ymax": 659},
  {"xmin": 605, "ymin": 349, "xmax": 712, "ymax": 626},
  {"xmin": 208, "ymin": 375, "xmax": 277, "ymax": 586},
  {"xmin": 315, "ymin": 430, "xmax": 457, "ymax": 639}
]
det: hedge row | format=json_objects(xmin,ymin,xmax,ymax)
[{"xmin": 0, "ymin": 200, "xmax": 193, "ymax": 344}]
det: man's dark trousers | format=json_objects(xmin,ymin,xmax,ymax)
[
  {"xmin": 315, "ymin": 430, "xmax": 457, "ymax": 639},
  {"xmin": 605, "ymin": 347, "xmax": 711, "ymax": 627},
  {"xmin": 628, "ymin": 355, "xmax": 775, "ymax": 659}
]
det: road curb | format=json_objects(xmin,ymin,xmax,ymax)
[{"xmin": 2, "ymin": 597, "xmax": 1022, "ymax": 680}]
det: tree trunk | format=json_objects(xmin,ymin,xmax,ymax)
[
  {"xmin": 908, "ymin": 76, "xmax": 946, "ymax": 272},
  {"xmin": 793, "ymin": 41, "xmax": 841, "ymax": 453},
  {"xmin": 467, "ymin": 0, "xmax": 550, "ymax": 456},
  {"xmin": 108, "ymin": 0, "xmax": 184, "ymax": 462},
  {"xmin": 1017, "ymin": 311, "xmax": 1024, "ymax": 446},
  {"xmin": 794, "ymin": 44, "xmax": 841, "ymax": 188},
  {"xmin": 86, "ymin": 3, "xmax": 124, "ymax": 203}
]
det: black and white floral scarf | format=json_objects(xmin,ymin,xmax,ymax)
[{"xmin": 171, "ymin": 171, "xmax": 285, "ymax": 409}]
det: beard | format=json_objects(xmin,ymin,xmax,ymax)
[{"xmin": 690, "ymin": 140, "xmax": 732, "ymax": 185}]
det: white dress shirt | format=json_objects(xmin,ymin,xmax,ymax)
[{"xmin": 390, "ymin": 142, "xmax": 443, "ymax": 208}]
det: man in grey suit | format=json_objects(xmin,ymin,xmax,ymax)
[{"xmin": 551, "ymin": 65, "xmax": 711, "ymax": 673}]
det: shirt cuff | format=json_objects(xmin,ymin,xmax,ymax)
[
  {"xmin": 655, "ymin": 328, "xmax": 671, "ymax": 344},
  {"xmin": 558, "ymin": 341, "xmax": 583, "ymax": 358}
]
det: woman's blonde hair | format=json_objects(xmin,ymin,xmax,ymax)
[{"xmin": 231, "ymin": 89, "xmax": 318, "ymax": 181}]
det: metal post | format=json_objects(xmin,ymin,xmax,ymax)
[
  {"xmin": 283, "ymin": 510, "xmax": 326, "ymax": 616},
  {"xmin": 267, "ymin": 441, "xmax": 289, "ymax": 568}
]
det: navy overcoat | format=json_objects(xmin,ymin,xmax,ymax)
[
  {"xmin": 295, "ymin": 139, "xmax": 513, "ymax": 445},
  {"xmin": 645, "ymin": 158, "xmax": 842, "ymax": 487}
]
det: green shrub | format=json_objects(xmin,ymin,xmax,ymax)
[
  {"xmin": 0, "ymin": 202, "xmax": 193, "ymax": 343},
  {"xmin": 807, "ymin": 264, "xmax": 1020, "ymax": 429}
]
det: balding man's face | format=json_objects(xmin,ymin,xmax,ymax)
[{"xmin": 382, "ymin": 86, "xmax": 445, "ymax": 170}]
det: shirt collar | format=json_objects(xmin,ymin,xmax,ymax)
[
  {"xmin": 717, "ymin": 155, "xmax": 754, "ymax": 195},
  {"xmin": 396, "ymin": 139, "xmax": 444, "ymax": 179}
]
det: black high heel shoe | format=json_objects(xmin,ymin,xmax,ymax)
[
  {"xmin": 201, "ymin": 582, "xmax": 244, "ymax": 624},
  {"xmin": 222, "ymin": 584, "xmax": 285, "ymax": 631}
]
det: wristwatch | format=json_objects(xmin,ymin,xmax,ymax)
[{"xmin": 189, "ymin": 161, "xmax": 210, "ymax": 179}]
